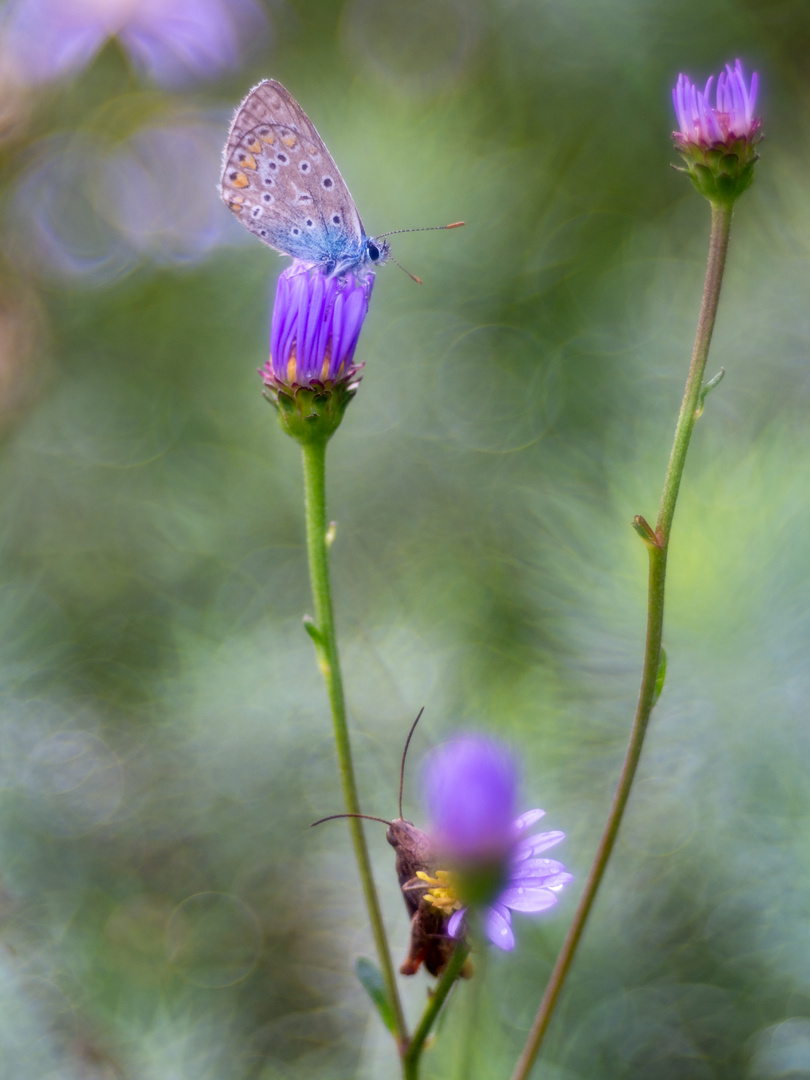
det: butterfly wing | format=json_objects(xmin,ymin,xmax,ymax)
[{"xmin": 221, "ymin": 80, "xmax": 367, "ymax": 273}]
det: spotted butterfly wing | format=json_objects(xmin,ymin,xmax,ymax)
[{"xmin": 221, "ymin": 80, "xmax": 374, "ymax": 277}]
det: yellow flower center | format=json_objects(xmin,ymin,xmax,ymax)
[{"xmin": 416, "ymin": 870, "xmax": 463, "ymax": 914}]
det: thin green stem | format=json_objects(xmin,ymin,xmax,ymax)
[
  {"xmin": 403, "ymin": 943, "xmax": 471, "ymax": 1080},
  {"xmin": 656, "ymin": 202, "xmax": 732, "ymax": 538},
  {"xmin": 510, "ymin": 201, "xmax": 734, "ymax": 1080},
  {"xmin": 301, "ymin": 439, "xmax": 408, "ymax": 1051}
]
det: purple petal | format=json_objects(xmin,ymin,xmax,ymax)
[
  {"xmin": 543, "ymin": 872, "xmax": 574, "ymax": 889},
  {"xmin": 514, "ymin": 829, "xmax": 565, "ymax": 860},
  {"xmin": 725, "ymin": 65, "xmax": 742, "ymax": 118},
  {"xmin": 119, "ymin": 0, "xmax": 268, "ymax": 87},
  {"xmin": 447, "ymin": 908, "xmax": 467, "ymax": 938},
  {"xmin": 748, "ymin": 71, "xmax": 759, "ymax": 119},
  {"xmin": 512, "ymin": 808, "xmax": 545, "ymax": 832},
  {"xmin": 423, "ymin": 735, "xmax": 518, "ymax": 855},
  {"xmin": 673, "ymin": 76, "xmax": 688, "ymax": 135},
  {"xmin": 498, "ymin": 885, "xmax": 559, "ymax": 913},
  {"xmin": 510, "ymin": 858, "xmax": 566, "ymax": 880},
  {"xmin": 1, "ymin": 0, "xmax": 108, "ymax": 83},
  {"xmin": 508, "ymin": 871, "xmax": 572, "ymax": 892},
  {"xmin": 485, "ymin": 903, "xmax": 515, "ymax": 950}
]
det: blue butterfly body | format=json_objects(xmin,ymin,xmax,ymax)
[{"xmin": 220, "ymin": 80, "xmax": 389, "ymax": 278}]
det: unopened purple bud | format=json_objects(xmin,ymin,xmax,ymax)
[
  {"xmin": 260, "ymin": 263, "xmax": 373, "ymax": 443},
  {"xmin": 671, "ymin": 60, "xmax": 762, "ymax": 205}
]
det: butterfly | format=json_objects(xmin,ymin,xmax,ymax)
[
  {"xmin": 220, "ymin": 79, "xmax": 392, "ymax": 279},
  {"xmin": 221, "ymin": 80, "xmax": 463, "ymax": 281}
]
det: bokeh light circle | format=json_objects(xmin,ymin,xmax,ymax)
[
  {"xmin": 436, "ymin": 324, "xmax": 560, "ymax": 452},
  {"xmin": 23, "ymin": 731, "xmax": 123, "ymax": 835},
  {"xmin": 342, "ymin": 0, "xmax": 480, "ymax": 94},
  {"xmin": 167, "ymin": 892, "xmax": 262, "ymax": 988}
]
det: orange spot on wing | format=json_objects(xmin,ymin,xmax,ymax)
[
  {"xmin": 282, "ymin": 134, "xmax": 297, "ymax": 148},
  {"xmin": 247, "ymin": 139, "xmax": 261, "ymax": 154},
  {"xmin": 240, "ymin": 153, "xmax": 257, "ymax": 170},
  {"xmin": 231, "ymin": 172, "xmax": 249, "ymax": 189},
  {"xmin": 262, "ymin": 132, "xmax": 276, "ymax": 145}
]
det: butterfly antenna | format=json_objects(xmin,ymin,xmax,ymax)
[
  {"xmin": 311, "ymin": 813, "xmax": 392, "ymax": 828},
  {"xmin": 389, "ymin": 255, "xmax": 423, "ymax": 285},
  {"xmin": 375, "ymin": 222, "xmax": 465, "ymax": 239},
  {"xmin": 379, "ymin": 222, "xmax": 464, "ymax": 285},
  {"xmin": 399, "ymin": 707, "xmax": 425, "ymax": 819}
]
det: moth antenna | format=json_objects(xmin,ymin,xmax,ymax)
[
  {"xmin": 375, "ymin": 222, "xmax": 465, "ymax": 239},
  {"xmin": 399, "ymin": 707, "xmax": 425, "ymax": 820},
  {"xmin": 310, "ymin": 812, "xmax": 392, "ymax": 828}
]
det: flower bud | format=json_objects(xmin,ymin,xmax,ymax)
[
  {"xmin": 672, "ymin": 59, "xmax": 761, "ymax": 205},
  {"xmin": 261, "ymin": 263, "xmax": 374, "ymax": 443}
]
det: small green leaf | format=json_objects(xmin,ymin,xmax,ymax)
[
  {"xmin": 632, "ymin": 515, "xmax": 659, "ymax": 548},
  {"xmin": 355, "ymin": 957, "xmax": 397, "ymax": 1035},
  {"xmin": 653, "ymin": 647, "xmax": 667, "ymax": 705},
  {"xmin": 696, "ymin": 368, "xmax": 725, "ymax": 417},
  {"xmin": 303, "ymin": 615, "xmax": 323, "ymax": 646}
]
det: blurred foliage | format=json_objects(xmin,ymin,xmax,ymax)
[{"xmin": 1, "ymin": 0, "xmax": 810, "ymax": 1078}]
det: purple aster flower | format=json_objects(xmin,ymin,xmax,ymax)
[
  {"xmin": 671, "ymin": 60, "xmax": 762, "ymax": 205},
  {"xmin": 673, "ymin": 59, "xmax": 759, "ymax": 147},
  {"xmin": 1, "ymin": 0, "xmax": 267, "ymax": 88},
  {"xmin": 261, "ymin": 263, "xmax": 374, "ymax": 442},
  {"xmin": 421, "ymin": 735, "xmax": 572, "ymax": 952}
]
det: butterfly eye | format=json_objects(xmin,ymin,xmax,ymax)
[{"xmin": 368, "ymin": 243, "xmax": 380, "ymax": 262}]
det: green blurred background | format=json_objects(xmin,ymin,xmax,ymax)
[{"xmin": 1, "ymin": 0, "xmax": 809, "ymax": 1077}]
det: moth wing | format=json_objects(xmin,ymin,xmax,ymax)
[
  {"xmin": 399, "ymin": 873, "xmax": 428, "ymax": 918},
  {"xmin": 399, "ymin": 905, "xmax": 458, "ymax": 978}
]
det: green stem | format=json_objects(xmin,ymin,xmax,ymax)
[
  {"xmin": 403, "ymin": 943, "xmax": 471, "ymax": 1079},
  {"xmin": 301, "ymin": 438, "xmax": 409, "ymax": 1052},
  {"xmin": 509, "ymin": 201, "xmax": 733, "ymax": 1080}
]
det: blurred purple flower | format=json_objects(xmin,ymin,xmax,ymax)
[
  {"xmin": 672, "ymin": 59, "xmax": 760, "ymax": 148},
  {"xmin": 1, "ymin": 0, "xmax": 267, "ymax": 87},
  {"xmin": 10, "ymin": 133, "xmax": 133, "ymax": 281},
  {"xmin": 105, "ymin": 121, "xmax": 232, "ymax": 262},
  {"xmin": 424, "ymin": 734, "xmax": 518, "ymax": 858},
  {"xmin": 9, "ymin": 118, "xmax": 232, "ymax": 283},
  {"xmin": 422, "ymin": 735, "xmax": 572, "ymax": 952}
]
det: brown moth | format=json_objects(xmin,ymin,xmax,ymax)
[{"xmin": 312, "ymin": 710, "xmax": 469, "ymax": 978}]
